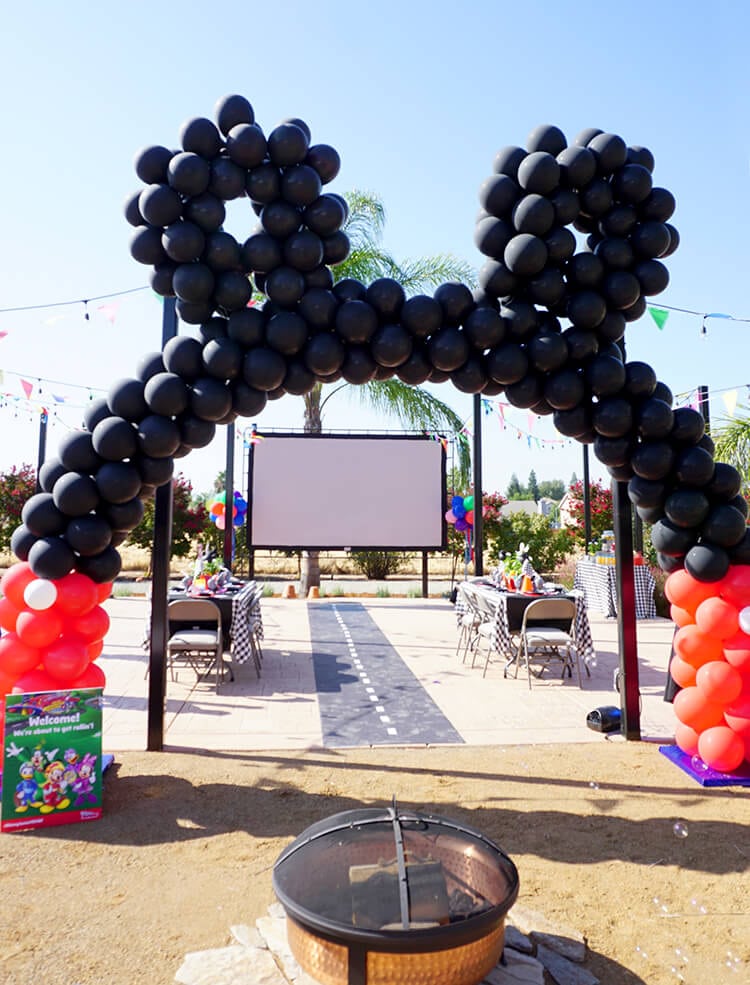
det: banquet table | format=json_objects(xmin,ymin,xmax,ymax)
[
  {"xmin": 573, "ymin": 557, "xmax": 656, "ymax": 619},
  {"xmin": 455, "ymin": 579, "xmax": 595, "ymax": 668},
  {"xmin": 167, "ymin": 581, "xmax": 263, "ymax": 666}
]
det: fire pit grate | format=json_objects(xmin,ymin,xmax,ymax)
[{"xmin": 273, "ymin": 801, "xmax": 519, "ymax": 985}]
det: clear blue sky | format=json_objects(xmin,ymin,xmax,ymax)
[{"xmin": 0, "ymin": 1, "xmax": 748, "ymax": 499}]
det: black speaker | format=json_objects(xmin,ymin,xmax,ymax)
[{"xmin": 586, "ymin": 706, "xmax": 622, "ymax": 733}]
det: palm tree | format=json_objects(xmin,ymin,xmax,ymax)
[
  {"xmin": 299, "ymin": 190, "xmax": 476, "ymax": 594},
  {"xmin": 713, "ymin": 408, "xmax": 750, "ymax": 487}
]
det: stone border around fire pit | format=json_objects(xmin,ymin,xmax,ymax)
[{"xmin": 174, "ymin": 902, "xmax": 599, "ymax": 985}]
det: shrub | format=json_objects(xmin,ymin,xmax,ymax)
[
  {"xmin": 349, "ymin": 551, "xmax": 413, "ymax": 579},
  {"xmin": 486, "ymin": 511, "xmax": 575, "ymax": 574}
]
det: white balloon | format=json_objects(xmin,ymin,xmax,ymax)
[
  {"xmin": 739, "ymin": 606, "xmax": 750, "ymax": 635},
  {"xmin": 23, "ymin": 579, "xmax": 58, "ymax": 611}
]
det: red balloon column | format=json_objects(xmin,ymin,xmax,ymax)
[
  {"xmin": 667, "ymin": 566, "xmax": 750, "ymax": 772},
  {"xmin": 0, "ymin": 563, "xmax": 111, "ymax": 731}
]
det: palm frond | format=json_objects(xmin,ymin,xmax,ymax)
[
  {"xmin": 353, "ymin": 379, "xmax": 472, "ymax": 485},
  {"xmin": 713, "ymin": 408, "xmax": 750, "ymax": 485},
  {"xmin": 343, "ymin": 190, "xmax": 386, "ymax": 248},
  {"xmin": 332, "ymin": 245, "xmax": 395, "ymax": 285},
  {"xmin": 395, "ymin": 255, "xmax": 478, "ymax": 293}
]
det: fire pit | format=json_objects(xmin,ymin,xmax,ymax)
[{"xmin": 272, "ymin": 804, "xmax": 519, "ymax": 985}]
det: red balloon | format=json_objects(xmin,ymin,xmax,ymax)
[
  {"xmin": 696, "ymin": 661, "xmax": 743, "ymax": 706},
  {"xmin": 55, "ymin": 572, "xmax": 99, "ymax": 617},
  {"xmin": 673, "ymin": 686, "xmax": 726, "ymax": 732},
  {"xmin": 15, "ymin": 608, "xmax": 63, "ymax": 649},
  {"xmin": 12, "ymin": 667, "xmax": 60, "ymax": 694},
  {"xmin": 670, "ymin": 604, "xmax": 694, "ymax": 628},
  {"xmin": 41, "ymin": 638, "xmax": 90, "ymax": 683},
  {"xmin": 674, "ymin": 722, "xmax": 700, "ymax": 757},
  {"xmin": 724, "ymin": 693, "xmax": 750, "ymax": 737},
  {"xmin": 87, "ymin": 639, "xmax": 104, "ymax": 661},
  {"xmin": 665, "ymin": 569, "xmax": 718, "ymax": 615},
  {"xmin": 695, "ymin": 597, "xmax": 739, "ymax": 640},
  {"xmin": 96, "ymin": 581, "xmax": 113, "ymax": 603},
  {"xmin": 669, "ymin": 655, "xmax": 697, "ymax": 689},
  {"xmin": 698, "ymin": 725, "xmax": 746, "ymax": 772},
  {"xmin": 465, "ymin": 510, "xmax": 474, "ymax": 526},
  {"xmin": 0, "ymin": 633, "xmax": 41, "ymax": 678},
  {"xmin": 719, "ymin": 564, "xmax": 750, "ymax": 608},
  {"xmin": 723, "ymin": 631, "xmax": 750, "ymax": 674},
  {"xmin": 0, "ymin": 596, "xmax": 20, "ymax": 632},
  {"xmin": 673, "ymin": 624, "xmax": 723, "ymax": 668},
  {"xmin": 0, "ymin": 562, "xmax": 37, "ymax": 609},
  {"xmin": 66, "ymin": 604, "xmax": 110, "ymax": 643},
  {"xmin": 69, "ymin": 662, "xmax": 106, "ymax": 689},
  {"xmin": 0, "ymin": 667, "xmax": 19, "ymax": 697}
]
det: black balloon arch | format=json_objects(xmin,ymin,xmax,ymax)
[{"xmin": 3, "ymin": 95, "xmax": 750, "ymax": 770}]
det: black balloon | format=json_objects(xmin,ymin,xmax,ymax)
[
  {"xmin": 701, "ymin": 504, "xmax": 747, "ymax": 548},
  {"xmin": 108, "ymin": 379, "xmax": 148, "ymax": 422},
  {"xmin": 664, "ymin": 489, "xmax": 710, "ymax": 528},
  {"xmin": 53, "ymin": 472, "xmax": 99, "ymax": 517},
  {"xmin": 371, "ymin": 324, "xmax": 413, "ymax": 368},
  {"xmin": 304, "ymin": 334, "xmax": 345, "ymax": 376},
  {"xmin": 366, "ymin": 279, "xmax": 406, "ymax": 321},
  {"xmin": 243, "ymin": 348, "xmax": 287, "ymax": 392},
  {"xmin": 11, "ymin": 524, "xmax": 36, "ymax": 561},
  {"xmin": 650, "ymin": 518, "xmax": 696, "ymax": 557},
  {"xmin": 215, "ymin": 94, "xmax": 255, "ymax": 135},
  {"xmin": 162, "ymin": 336, "xmax": 203, "ymax": 380},
  {"xmin": 685, "ymin": 543, "xmax": 729, "ymax": 583},
  {"xmin": 28, "ymin": 537, "xmax": 76, "ymax": 581},
  {"xmin": 101, "ymin": 496, "xmax": 144, "ymax": 532},
  {"xmin": 427, "ymin": 328, "xmax": 470, "ymax": 372},
  {"xmin": 58, "ymin": 431, "xmax": 101, "ymax": 474},
  {"xmin": 22, "ymin": 493, "xmax": 66, "ymax": 537},
  {"xmin": 96, "ymin": 462, "xmax": 143, "ymax": 504},
  {"xmin": 66, "ymin": 515, "xmax": 113, "ymax": 556},
  {"xmin": 136, "ymin": 415, "xmax": 181, "ymax": 458},
  {"xmin": 76, "ymin": 546, "xmax": 122, "ymax": 583},
  {"xmin": 39, "ymin": 458, "xmax": 67, "ymax": 493}
]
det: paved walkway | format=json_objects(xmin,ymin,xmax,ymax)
[{"xmin": 100, "ymin": 593, "xmax": 678, "ymax": 752}]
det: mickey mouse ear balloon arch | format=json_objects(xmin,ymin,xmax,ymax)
[{"xmin": 2, "ymin": 96, "xmax": 749, "ymax": 770}]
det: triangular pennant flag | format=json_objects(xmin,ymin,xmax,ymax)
[
  {"xmin": 526, "ymin": 413, "xmax": 535, "ymax": 433},
  {"xmin": 648, "ymin": 306, "xmax": 669, "ymax": 330},
  {"xmin": 97, "ymin": 301, "xmax": 120, "ymax": 324},
  {"xmin": 20, "ymin": 379, "xmax": 33, "ymax": 399},
  {"xmin": 0, "ymin": 331, "xmax": 8, "ymax": 340},
  {"xmin": 722, "ymin": 389, "xmax": 738, "ymax": 417},
  {"xmin": 51, "ymin": 393, "xmax": 67, "ymax": 403},
  {"xmin": 496, "ymin": 404, "xmax": 505, "ymax": 428}
]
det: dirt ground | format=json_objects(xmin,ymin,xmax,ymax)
[{"xmin": 0, "ymin": 741, "xmax": 748, "ymax": 985}]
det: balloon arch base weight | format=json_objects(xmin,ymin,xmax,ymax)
[{"xmin": 658, "ymin": 744, "xmax": 750, "ymax": 788}]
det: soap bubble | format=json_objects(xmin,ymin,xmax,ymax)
[
  {"xmin": 673, "ymin": 822, "xmax": 688, "ymax": 838},
  {"xmin": 690, "ymin": 898, "xmax": 708, "ymax": 915},
  {"xmin": 589, "ymin": 781, "xmax": 599, "ymax": 790}
]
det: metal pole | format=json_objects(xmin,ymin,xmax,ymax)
[
  {"xmin": 698, "ymin": 384, "xmax": 710, "ymax": 433},
  {"xmin": 223, "ymin": 422, "xmax": 235, "ymax": 570},
  {"xmin": 582, "ymin": 446, "xmax": 592, "ymax": 553},
  {"xmin": 247, "ymin": 429, "xmax": 255, "ymax": 579},
  {"xmin": 421, "ymin": 551, "xmax": 428, "ymax": 598},
  {"xmin": 613, "ymin": 479, "xmax": 641, "ymax": 740},
  {"xmin": 147, "ymin": 296, "xmax": 177, "ymax": 752},
  {"xmin": 472, "ymin": 394, "xmax": 483, "ymax": 576},
  {"xmin": 35, "ymin": 409, "xmax": 48, "ymax": 493}
]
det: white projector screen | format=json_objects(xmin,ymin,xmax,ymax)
[{"xmin": 248, "ymin": 434, "xmax": 446, "ymax": 550}]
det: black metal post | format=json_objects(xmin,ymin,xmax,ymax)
[
  {"xmin": 247, "ymin": 432, "xmax": 255, "ymax": 579},
  {"xmin": 582, "ymin": 445, "xmax": 592, "ymax": 553},
  {"xmin": 147, "ymin": 297, "xmax": 177, "ymax": 752},
  {"xmin": 698, "ymin": 384, "xmax": 710, "ymax": 433},
  {"xmin": 35, "ymin": 410, "xmax": 48, "ymax": 493},
  {"xmin": 613, "ymin": 479, "xmax": 641, "ymax": 739},
  {"xmin": 421, "ymin": 551, "xmax": 428, "ymax": 598},
  {"xmin": 472, "ymin": 394, "xmax": 483, "ymax": 576},
  {"xmin": 223, "ymin": 422, "xmax": 235, "ymax": 570}
]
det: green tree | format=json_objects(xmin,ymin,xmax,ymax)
[
  {"xmin": 0, "ymin": 464, "xmax": 36, "ymax": 553},
  {"xmin": 538, "ymin": 478, "xmax": 565, "ymax": 500},
  {"xmin": 714, "ymin": 408, "xmax": 750, "ymax": 489},
  {"xmin": 299, "ymin": 189, "xmax": 475, "ymax": 594},
  {"xmin": 527, "ymin": 470, "xmax": 539, "ymax": 503},
  {"xmin": 506, "ymin": 473, "xmax": 524, "ymax": 499},
  {"xmin": 128, "ymin": 474, "xmax": 208, "ymax": 574},
  {"xmin": 486, "ymin": 512, "xmax": 574, "ymax": 573}
]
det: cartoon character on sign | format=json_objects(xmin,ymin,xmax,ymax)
[
  {"xmin": 40, "ymin": 761, "xmax": 71, "ymax": 814},
  {"xmin": 72, "ymin": 754, "xmax": 97, "ymax": 806},
  {"xmin": 14, "ymin": 762, "xmax": 42, "ymax": 812}
]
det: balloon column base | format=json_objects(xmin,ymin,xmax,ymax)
[
  {"xmin": 282, "ymin": 584, "xmax": 297, "ymax": 599},
  {"xmin": 659, "ymin": 744, "xmax": 750, "ymax": 787}
]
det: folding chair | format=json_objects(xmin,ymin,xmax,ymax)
[
  {"xmin": 456, "ymin": 586, "xmax": 482, "ymax": 662},
  {"xmin": 469, "ymin": 591, "xmax": 502, "ymax": 677},
  {"xmin": 513, "ymin": 597, "xmax": 582, "ymax": 689},
  {"xmin": 166, "ymin": 599, "xmax": 229, "ymax": 691}
]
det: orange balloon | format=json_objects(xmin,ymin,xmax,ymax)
[
  {"xmin": 670, "ymin": 605, "xmax": 694, "ymax": 628},
  {"xmin": 673, "ymin": 624, "xmax": 724, "ymax": 668},
  {"xmin": 15, "ymin": 609, "xmax": 63, "ymax": 649},
  {"xmin": 696, "ymin": 661, "xmax": 743, "ymax": 706},
  {"xmin": 674, "ymin": 722, "xmax": 700, "ymax": 757},
  {"xmin": 673, "ymin": 686, "xmax": 726, "ymax": 732},
  {"xmin": 0, "ymin": 562, "xmax": 37, "ymax": 609},
  {"xmin": 723, "ymin": 631, "xmax": 750, "ymax": 674},
  {"xmin": 212, "ymin": 502, "xmax": 225, "ymax": 516},
  {"xmin": 724, "ymin": 693, "xmax": 750, "ymax": 736},
  {"xmin": 664, "ymin": 569, "xmax": 718, "ymax": 614},
  {"xmin": 698, "ymin": 725, "xmax": 746, "ymax": 772},
  {"xmin": 719, "ymin": 564, "xmax": 750, "ymax": 608},
  {"xmin": 0, "ymin": 633, "xmax": 41, "ymax": 678},
  {"xmin": 695, "ymin": 597, "xmax": 739, "ymax": 640},
  {"xmin": 669, "ymin": 655, "xmax": 697, "ymax": 689}
]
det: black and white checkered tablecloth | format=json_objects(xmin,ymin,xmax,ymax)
[
  {"xmin": 456, "ymin": 581, "xmax": 595, "ymax": 665},
  {"xmin": 573, "ymin": 558, "xmax": 656, "ymax": 619},
  {"xmin": 230, "ymin": 583, "xmax": 264, "ymax": 666}
]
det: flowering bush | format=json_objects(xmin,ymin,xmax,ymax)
[
  {"xmin": 0, "ymin": 464, "xmax": 36, "ymax": 553},
  {"xmin": 565, "ymin": 479, "xmax": 613, "ymax": 549}
]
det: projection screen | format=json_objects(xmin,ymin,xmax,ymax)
[{"xmin": 248, "ymin": 434, "xmax": 447, "ymax": 550}]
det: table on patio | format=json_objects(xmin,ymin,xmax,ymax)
[
  {"xmin": 573, "ymin": 557, "xmax": 656, "ymax": 619},
  {"xmin": 167, "ymin": 581, "xmax": 264, "ymax": 670},
  {"xmin": 455, "ymin": 579, "xmax": 595, "ymax": 669}
]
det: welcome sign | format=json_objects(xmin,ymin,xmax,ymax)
[{"xmin": 1, "ymin": 688, "xmax": 103, "ymax": 832}]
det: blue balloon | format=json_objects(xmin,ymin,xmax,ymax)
[{"xmin": 451, "ymin": 495, "xmax": 463, "ymax": 512}]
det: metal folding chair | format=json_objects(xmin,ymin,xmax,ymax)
[{"xmin": 513, "ymin": 597, "xmax": 582, "ymax": 689}]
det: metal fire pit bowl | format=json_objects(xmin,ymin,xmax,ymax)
[{"xmin": 272, "ymin": 805, "xmax": 519, "ymax": 985}]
